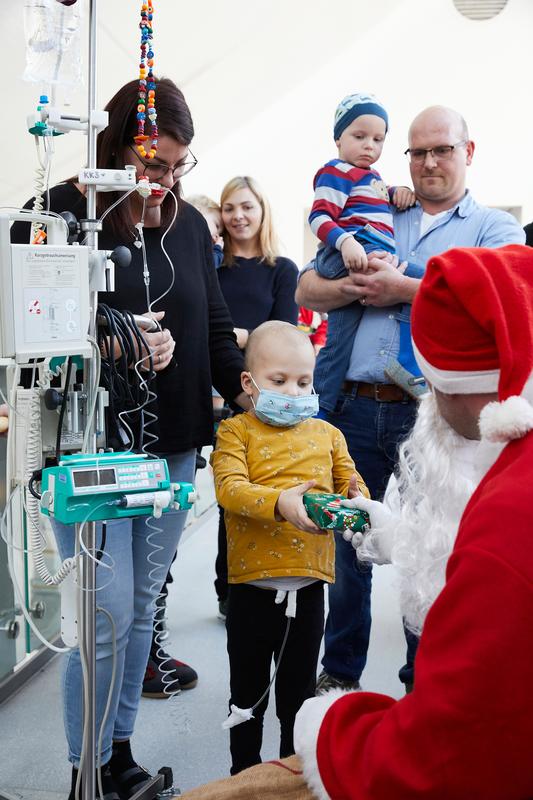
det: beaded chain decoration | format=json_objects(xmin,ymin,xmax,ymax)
[{"xmin": 134, "ymin": 2, "xmax": 157, "ymax": 159}]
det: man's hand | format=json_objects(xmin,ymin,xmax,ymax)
[
  {"xmin": 295, "ymin": 269, "xmax": 357, "ymax": 312},
  {"xmin": 140, "ymin": 311, "xmax": 176, "ymax": 372},
  {"xmin": 340, "ymin": 495, "xmax": 395, "ymax": 564},
  {"xmin": 392, "ymin": 186, "xmax": 416, "ymax": 210},
  {"xmin": 341, "ymin": 237, "xmax": 368, "ymax": 272},
  {"xmin": 275, "ymin": 481, "xmax": 322, "ymax": 534},
  {"xmin": 341, "ymin": 254, "xmax": 418, "ymax": 307}
]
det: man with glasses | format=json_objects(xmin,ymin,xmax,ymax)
[{"xmin": 296, "ymin": 104, "xmax": 525, "ymax": 696}]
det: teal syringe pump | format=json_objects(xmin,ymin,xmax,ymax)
[{"xmin": 40, "ymin": 452, "xmax": 196, "ymax": 523}]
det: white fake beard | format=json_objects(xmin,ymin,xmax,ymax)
[{"xmin": 365, "ymin": 393, "xmax": 481, "ymax": 635}]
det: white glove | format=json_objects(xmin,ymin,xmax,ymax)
[{"xmin": 340, "ymin": 496, "xmax": 396, "ymax": 564}]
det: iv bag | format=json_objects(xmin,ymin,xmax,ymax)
[{"xmin": 23, "ymin": 0, "xmax": 83, "ymax": 88}]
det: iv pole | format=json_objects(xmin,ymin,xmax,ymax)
[
  {"xmin": 75, "ymin": 5, "xmax": 173, "ymax": 797},
  {"xmin": 80, "ymin": 0, "xmax": 99, "ymax": 797}
]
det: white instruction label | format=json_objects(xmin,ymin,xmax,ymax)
[
  {"xmin": 22, "ymin": 249, "xmax": 82, "ymax": 342},
  {"xmin": 22, "ymin": 247, "xmax": 79, "ymax": 287}
]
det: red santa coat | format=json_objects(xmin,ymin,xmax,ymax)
[{"xmin": 296, "ymin": 431, "xmax": 533, "ymax": 799}]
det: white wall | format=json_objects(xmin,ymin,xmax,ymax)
[
  {"xmin": 185, "ymin": 0, "xmax": 533, "ymax": 262},
  {"xmin": 7, "ymin": 0, "xmax": 533, "ymax": 265}
]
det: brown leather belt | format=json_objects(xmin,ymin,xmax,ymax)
[{"xmin": 342, "ymin": 380, "xmax": 410, "ymax": 403}]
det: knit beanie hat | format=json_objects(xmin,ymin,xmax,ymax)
[
  {"xmin": 411, "ymin": 245, "xmax": 533, "ymax": 443},
  {"xmin": 333, "ymin": 93, "xmax": 389, "ymax": 141}
]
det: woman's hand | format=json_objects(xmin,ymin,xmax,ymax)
[
  {"xmin": 139, "ymin": 311, "xmax": 175, "ymax": 371},
  {"xmin": 275, "ymin": 481, "xmax": 322, "ymax": 534},
  {"xmin": 234, "ymin": 391, "xmax": 253, "ymax": 411},
  {"xmin": 233, "ymin": 327, "xmax": 249, "ymax": 349}
]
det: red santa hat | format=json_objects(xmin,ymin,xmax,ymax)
[{"xmin": 411, "ymin": 244, "xmax": 533, "ymax": 443}]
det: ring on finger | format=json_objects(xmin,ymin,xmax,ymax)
[{"xmin": 360, "ymin": 296, "xmax": 367, "ymax": 305}]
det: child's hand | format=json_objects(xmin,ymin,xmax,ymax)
[
  {"xmin": 341, "ymin": 238, "xmax": 368, "ymax": 272},
  {"xmin": 275, "ymin": 481, "xmax": 323, "ymax": 534},
  {"xmin": 214, "ymin": 234, "xmax": 224, "ymax": 247},
  {"xmin": 392, "ymin": 186, "xmax": 416, "ymax": 210},
  {"xmin": 347, "ymin": 473, "xmax": 362, "ymax": 499}
]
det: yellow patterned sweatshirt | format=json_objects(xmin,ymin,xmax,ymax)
[{"xmin": 210, "ymin": 412, "xmax": 369, "ymax": 585}]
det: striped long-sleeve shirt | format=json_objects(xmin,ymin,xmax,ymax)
[{"xmin": 309, "ymin": 158, "xmax": 395, "ymax": 251}]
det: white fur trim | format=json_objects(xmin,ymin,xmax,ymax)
[
  {"xmin": 294, "ymin": 689, "xmax": 356, "ymax": 800},
  {"xmin": 479, "ymin": 396, "xmax": 533, "ymax": 442},
  {"xmin": 413, "ymin": 343, "xmax": 499, "ymax": 394}
]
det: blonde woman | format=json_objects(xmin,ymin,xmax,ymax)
[
  {"xmin": 218, "ymin": 176, "xmax": 298, "ymax": 349},
  {"xmin": 214, "ymin": 176, "xmax": 299, "ymax": 614}
]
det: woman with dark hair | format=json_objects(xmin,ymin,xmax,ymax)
[{"xmin": 11, "ymin": 78, "xmax": 247, "ymax": 800}]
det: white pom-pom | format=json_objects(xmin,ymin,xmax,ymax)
[{"xmin": 479, "ymin": 396, "xmax": 533, "ymax": 442}]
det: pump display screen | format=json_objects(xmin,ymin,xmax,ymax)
[{"xmin": 73, "ymin": 468, "xmax": 116, "ymax": 488}]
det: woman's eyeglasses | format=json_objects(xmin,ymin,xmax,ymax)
[{"xmin": 128, "ymin": 144, "xmax": 198, "ymax": 181}]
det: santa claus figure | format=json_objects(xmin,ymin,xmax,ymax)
[{"xmin": 294, "ymin": 244, "xmax": 533, "ymax": 799}]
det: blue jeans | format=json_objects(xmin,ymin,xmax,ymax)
[
  {"xmin": 320, "ymin": 391, "xmax": 418, "ymax": 682},
  {"xmin": 53, "ymin": 450, "xmax": 196, "ymax": 766},
  {"xmin": 399, "ymin": 625, "xmax": 419, "ymax": 688}
]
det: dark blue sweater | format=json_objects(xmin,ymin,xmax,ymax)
[{"xmin": 217, "ymin": 256, "xmax": 299, "ymax": 330}]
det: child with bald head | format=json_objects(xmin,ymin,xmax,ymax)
[{"xmin": 210, "ymin": 320, "xmax": 369, "ymax": 775}]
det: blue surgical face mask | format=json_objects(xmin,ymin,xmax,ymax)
[{"xmin": 249, "ymin": 376, "xmax": 319, "ymax": 427}]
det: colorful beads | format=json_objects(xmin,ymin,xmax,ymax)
[{"xmin": 135, "ymin": 1, "xmax": 157, "ymax": 159}]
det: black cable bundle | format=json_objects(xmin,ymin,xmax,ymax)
[{"xmin": 97, "ymin": 304, "xmax": 157, "ymax": 452}]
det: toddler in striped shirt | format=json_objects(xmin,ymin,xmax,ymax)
[{"xmin": 308, "ymin": 92, "xmax": 415, "ymax": 373}]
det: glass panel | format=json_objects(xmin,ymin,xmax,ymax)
[{"xmin": 0, "ymin": 377, "xmax": 19, "ymax": 681}]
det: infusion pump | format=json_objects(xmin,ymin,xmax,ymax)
[
  {"xmin": 40, "ymin": 452, "xmax": 196, "ymax": 524},
  {"xmin": 0, "ymin": 212, "xmax": 92, "ymax": 360}
]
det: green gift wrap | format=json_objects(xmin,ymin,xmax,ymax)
[{"xmin": 303, "ymin": 492, "xmax": 370, "ymax": 534}]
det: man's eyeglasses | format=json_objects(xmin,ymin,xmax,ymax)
[
  {"xmin": 128, "ymin": 144, "xmax": 198, "ymax": 181},
  {"xmin": 404, "ymin": 140, "xmax": 468, "ymax": 165}
]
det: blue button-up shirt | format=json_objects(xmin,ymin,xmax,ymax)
[{"xmin": 345, "ymin": 191, "xmax": 525, "ymax": 383}]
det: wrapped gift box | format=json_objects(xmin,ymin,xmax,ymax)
[{"xmin": 303, "ymin": 492, "xmax": 370, "ymax": 533}]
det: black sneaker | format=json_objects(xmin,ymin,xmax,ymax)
[
  {"xmin": 315, "ymin": 670, "xmax": 361, "ymax": 695},
  {"xmin": 68, "ymin": 763, "xmax": 120, "ymax": 800},
  {"xmin": 142, "ymin": 653, "xmax": 198, "ymax": 698},
  {"xmin": 109, "ymin": 741, "xmax": 153, "ymax": 799}
]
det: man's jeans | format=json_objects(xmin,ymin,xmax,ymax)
[
  {"xmin": 53, "ymin": 450, "xmax": 196, "ymax": 766},
  {"xmin": 320, "ymin": 390, "xmax": 418, "ymax": 683}
]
